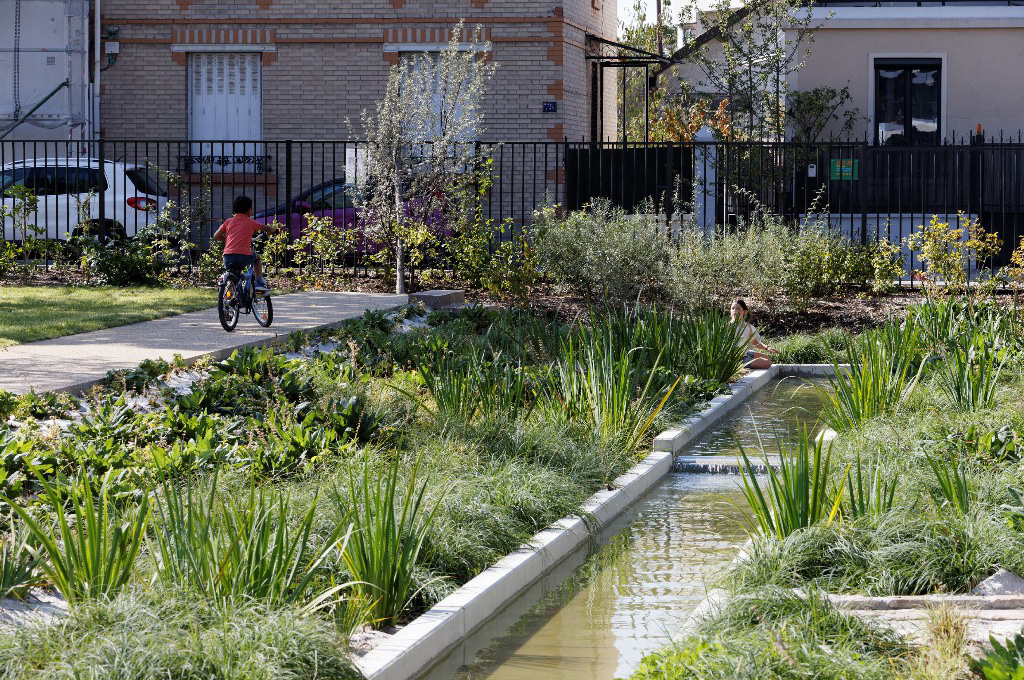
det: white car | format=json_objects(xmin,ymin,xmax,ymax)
[{"xmin": 1, "ymin": 158, "xmax": 169, "ymax": 242}]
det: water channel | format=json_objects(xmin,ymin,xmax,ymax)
[{"xmin": 420, "ymin": 377, "xmax": 826, "ymax": 680}]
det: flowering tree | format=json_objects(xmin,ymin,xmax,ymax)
[{"xmin": 357, "ymin": 23, "xmax": 495, "ymax": 294}]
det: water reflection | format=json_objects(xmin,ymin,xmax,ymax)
[{"xmin": 686, "ymin": 377, "xmax": 825, "ymax": 459}]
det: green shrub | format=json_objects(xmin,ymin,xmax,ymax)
[
  {"xmin": 536, "ymin": 200, "xmax": 668, "ymax": 303},
  {"xmin": 783, "ymin": 224, "xmax": 872, "ymax": 309},
  {"xmin": 971, "ymin": 634, "xmax": 1024, "ymax": 680},
  {"xmin": 664, "ymin": 214, "xmax": 789, "ymax": 308},
  {"xmin": 85, "ymin": 236, "xmax": 167, "ymax": 286},
  {"xmin": 774, "ymin": 328, "xmax": 850, "ymax": 364}
]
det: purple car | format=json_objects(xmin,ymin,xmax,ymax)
[{"xmin": 253, "ymin": 179, "xmax": 450, "ymax": 259}]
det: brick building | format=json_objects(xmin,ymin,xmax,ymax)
[{"xmin": 97, "ymin": 0, "xmax": 619, "ymax": 143}]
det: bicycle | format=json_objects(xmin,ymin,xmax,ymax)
[{"xmin": 218, "ymin": 263, "xmax": 273, "ymax": 332}]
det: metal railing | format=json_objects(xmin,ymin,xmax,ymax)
[{"xmin": 4, "ymin": 136, "xmax": 1024, "ymax": 280}]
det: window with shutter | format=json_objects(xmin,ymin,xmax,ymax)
[{"xmin": 188, "ymin": 53, "xmax": 264, "ymax": 173}]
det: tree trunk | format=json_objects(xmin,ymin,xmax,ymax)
[
  {"xmin": 395, "ymin": 237, "xmax": 406, "ymax": 295},
  {"xmin": 393, "ymin": 172, "xmax": 407, "ymax": 295}
]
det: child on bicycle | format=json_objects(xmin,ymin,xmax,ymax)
[{"xmin": 213, "ymin": 195, "xmax": 280, "ymax": 292}]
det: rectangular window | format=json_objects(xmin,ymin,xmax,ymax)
[
  {"xmin": 874, "ymin": 58, "xmax": 941, "ymax": 146},
  {"xmin": 187, "ymin": 52, "xmax": 264, "ymax": 172}
]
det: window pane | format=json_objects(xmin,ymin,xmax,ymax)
[
  {"xmin": 876, "ymin": 68, "xmax": 907, "ymax": 146},
  {"xmin": 910, "ymin": 68, "xmax": 939, "ymax": 145},
  {"xmin": 55, "ymin": 168, "xmax": 107, "ymax": 195},
  {"xmin": 125, "ymin": 168, "xmax": 166, "ymax": 197}
]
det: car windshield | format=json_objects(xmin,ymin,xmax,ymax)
[{"xmin": 0, "ymin": 168, "xmax": 27, "ymax": 194}]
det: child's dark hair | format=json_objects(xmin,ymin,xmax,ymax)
[
  {"xmin": 232, "ymin": 195, "xmax": 253, "ymax": 215},
  {"xmin": 734, "ymin": 298, "xmax": 749, "ymax": 312}
]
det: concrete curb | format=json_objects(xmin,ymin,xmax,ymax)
[{"xmin": 355, "ymin": 366, "xmax": 796, "ymax": 680}]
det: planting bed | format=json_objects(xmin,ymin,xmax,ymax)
[
  {"xmin": 0, "ymin": 303, "xmax": 751, "ymax": 679},
  {"xmin": 633, "ymin": 298, "xmax": 1024, "ymax": 680}
]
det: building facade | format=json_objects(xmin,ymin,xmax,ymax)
[
  {"xmin": 96, "ymin": 0, "xmax": 618, "ymax": 143},
  {"xmin": 788, "ymin": 1, "xmax": 1024, "ymax": 144}
]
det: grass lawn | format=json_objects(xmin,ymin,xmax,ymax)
[{"xmin": 0, "ymin": 286, "xmax": 216, "ymax": 347}]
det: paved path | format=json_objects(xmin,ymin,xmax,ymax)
[{"xmin": 0, "ymin": 291, "xmax": 407, "ymax": 395}]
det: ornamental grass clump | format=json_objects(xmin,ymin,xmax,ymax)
[
  {"xmin": 738, "ymin": 426, "xmax": 847, "ymax": 540},
  {"xmin": 334, "ymin": 456, "xmax": 440, "ymax": 627},
  {"xmin": 5, "ymin": 472, "xmax": 148, "ymax": 604},
  {"xmin": 543, "ymin": 328, "xmax": 678, "ymax": 453},
  {"xmin": 934, "ymin": 333, "xmax": 1006, "ymax": 412},
  {"xmin": 817, "ymin": 321, "xmax": 925, "ymax": 433},
  {"xmin": 149, "ymin": 475, "xmax": 349, "ymax": 611}
]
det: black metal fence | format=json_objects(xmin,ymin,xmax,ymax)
[{"xmin": 4, "ymin": 137, "xmax": 1024, "ymax": 277}]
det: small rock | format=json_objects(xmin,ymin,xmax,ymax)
[{"xmin": 971, "ymin": 569, "xmax": 1024, "ymax": 596}]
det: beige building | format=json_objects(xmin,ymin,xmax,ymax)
[
  {"xmin": 96, "ymin": 0, "xmax": 618, "ymax": 143},
  {"xmin": 788, "ymin": 2, "xmax": 1024, "ymax": 144}
]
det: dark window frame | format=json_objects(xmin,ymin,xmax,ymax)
[{"xmin": 874, "ymin": 57, "xmax": 942, "ymax": 146}]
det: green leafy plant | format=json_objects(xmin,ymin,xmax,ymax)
[
  {"xmin": 816, "ymin": 321, "xmax": 925, "ymax": 432},
  {"xmin": 738, "ymin": 426, "xmax": 847, "ymax": 540},
  {"xmin": 290, "ymin": 213, "xmax": 356, "ymax": 288},
  {"xmin": 844, "ymin": 452, "xmax": 898, "ymax": 519},
  {"xmin": 5, "ymin": 472, "xmax": 149, "ymax": 604},
  {"xmin": 925, "ymin": 451, "xmax": 974, "ymax": 515},
  {"xmin": 333, "ymin": 456, "xmax": 441, "ymax": 627},
  {"xmin": 971, "ymin": 633, "xmax": 1024, "ymax": 680},
  {"xmin": 150, "ymin": 475, "xmax": 349, "ymax": 611},
  {"xmin": 934, "ymin": 333, "xmax": 1005, "ymax": 412}
]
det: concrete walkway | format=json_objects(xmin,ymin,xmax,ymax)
[{"xmin": 0, "ymin": 291, "xmax": 407, "ymax": 395}]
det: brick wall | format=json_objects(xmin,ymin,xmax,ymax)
[{"xmin": 99, "ymin": 0, "xmax": 618, "ymax": 142}]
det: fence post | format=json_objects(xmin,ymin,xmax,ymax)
[
  {"xmin": 97, "ymin": 138, "xmax": 106, "ymax": 235},
  {"xmin": 284, "ymin": 139, "xmax": 293, "ymax": 252},
  {"xmin": 859, "ymin": 139, "xmax": 868, "ymax": 245}
]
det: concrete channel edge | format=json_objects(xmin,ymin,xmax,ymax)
[{"xmin": 353, "ymin": 365, "xmax": 830, "ymax": 680}]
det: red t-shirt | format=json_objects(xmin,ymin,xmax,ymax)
[{"xmin": 221, "ymin": 214, "xmax": 260, "ymax": 255}]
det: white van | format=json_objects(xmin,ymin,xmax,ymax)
[{"xmin": 1, "ymin": 159, "xmax": 169, "ymax": 242}]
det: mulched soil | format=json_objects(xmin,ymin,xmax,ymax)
[{"xmin": 6, "ymin": 269, "xmax": 1014, "ymax": 339}]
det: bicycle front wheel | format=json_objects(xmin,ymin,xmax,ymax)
[
  {"xmin": 253, "ymin": 294, "xmax": 273, "ymax": 328},
  {"xmin": 218, "ymin": 276, "xmax": 240, "ymax": 331}
]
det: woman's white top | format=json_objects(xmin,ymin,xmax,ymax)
[{"xmin": 736, "ymin": 321, "xmax": 762, "ymax": 351}]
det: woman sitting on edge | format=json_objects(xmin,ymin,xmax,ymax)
[{"xmin": 730, "ymin": 298, "xmax": 778, "ymax": 369}]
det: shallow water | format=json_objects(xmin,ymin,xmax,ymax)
[
  {"xmin": 686, "ymin": 376, "xmax": 825, "ymax": 459},
  {"xmin": 420, "ymin": 378, "xmax": 826, "ymax": 680}
]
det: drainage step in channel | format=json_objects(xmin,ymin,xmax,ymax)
[{"xmin": 673, "ymin": 456, "xmax": 782, "ymax": 474}]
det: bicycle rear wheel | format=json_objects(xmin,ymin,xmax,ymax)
[
  {"xmin": 253, "ymin": 294, "xmax": 273, "ymax": 327},
  {"xmin": 218, "ymin": 275, "xmax": 240, "ymax": 331}
]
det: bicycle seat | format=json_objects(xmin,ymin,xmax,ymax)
[{"xmin": 224, "ymin": 263, "xmax": 246, "ymax": 274}]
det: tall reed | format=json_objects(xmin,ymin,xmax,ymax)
[
  {"xmin": 150, "ymin": 475, "xmax": 348, "ymax": 611},
  {"xmin": 5, "ymin": 472, "xmax": 149, "ymax": 604},
  {"xmin": 544, "ymin": 328, "xmax": 678, "ymax": 452},
  {"xmin": 925, "ymin": 451, "xmax": 973, "ymax": 515},
  {"xmin": 817, "ymin": 320, "xmax": 925, "ymax": 432},
  {"xmin": 0, "ymin": 513, "xmax": 42, "ymax": 599},
  {"xmin": 844, "ymin": 452, "xmax": 899, "ymax": 519},
  {"xmin": 738, "ymin": 426, "xmax": 847, "ymax": 540},
  {"xmin": 934, "ymin": 334, "xmax": 1005, "ymax": 412},
  {"xmin": 333, "ymin": 456, "xmax": 440, "ymax": 627}
]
